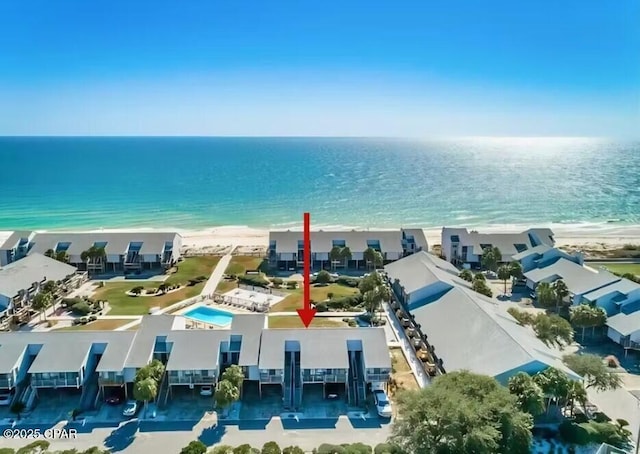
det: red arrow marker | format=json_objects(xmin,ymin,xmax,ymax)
[{"xmin": 297, "ymin": 212, "xmax": 317, "ymax": 328}]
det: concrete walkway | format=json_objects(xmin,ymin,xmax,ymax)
[
  {"xmin": 268, "ymin": 311, "xmax": 365, "ymax": 317},
  {"xmin": 200, "ymin": 253, "xmax": 233, "ymax": 297},
  {"xmin": 382, "ymin": 301, "xmax": 430, "ymax": 388}
]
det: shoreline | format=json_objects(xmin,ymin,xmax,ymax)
[{"xmin": 1, "ymin": 223, "xmax": 640, "ymax": 256}]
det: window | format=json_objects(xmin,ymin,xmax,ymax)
[
  {"xmin": 269, "ymin": 369, "xmax": 276, "ymax": 375},
  {"xmin": 201, "ymin": 370, "xmax": 209, "ymax": 376}
]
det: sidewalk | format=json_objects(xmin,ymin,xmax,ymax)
[{"xmin": 382, "ymin": 302, "xmax": 430, "ymax": 388}]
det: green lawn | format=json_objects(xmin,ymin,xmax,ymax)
[
  {"xmin": 588, "ymin": 262, "xmax": 640, "ymax": 277},
  {"xmin": 268, "ymin": 315, "xmax": 350, "ymax": 329},
  {"xmin": 56, "ymin": 319, "xmax": 133, "ymax": 331},
  {"xmin": 271, "ymin": 283, "xmax": 359, "ymax": 312},
  {"xmin": 225, "ymin": 256, "xmax": 266, "ymax": 275},
  {"xmin": 93, "ymin": 256, "xmax": 220, "ymax": 316}
]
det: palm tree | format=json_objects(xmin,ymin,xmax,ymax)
[
  {"xmin": 509, "ymin": 261, "xmax": 523, "ymax": 281},
  {"xmin": 566, "ymin": 380, "xmax": 587, "ymax": 417},
  {"xmin": 552, "ymin": 279, "xmax": 569, "ymax": 313},
  {"xmin": 32, "ymin": 291, "xmax": 53, "ymax": 321},
  {"xmin": 329, "ymin": 247, "xmax": 342, "ymax": 271},
  {"xmin": 364, "ymin": 285, "xmax": 391, "ymax": 323},
  {"xmin": 214, "ymin": 379, "xmax": 240, "ymax": 416},
  {"xmin": 570, "ymin": 304, "xmax": 606, "ymax": 342},
  {"xmin": 55, "ymin": 250, "xmax": 69, "ymax": 263},
  {"xmin": 507, "ymin": 372, "xmax": 545, "ymax": 416},
  {"xmin": 44, "ymin": 249, "xmax": 55, "ymax": 258},
  {"xmin": 372, "ymin": 251, "xmax": 384, "ymax": 270},
  {"xmin": 340, "ymin": 246, "xmax": 352, "ymax": 269},
  {"xmin": 363, "ymin": 247, "xmax": 376, "ymax": 271},
  {"xmin": 533, "ymin": 367, "xmax": 570, "ymax": 415},
  {"xmin": 497, "ymin": 264, "xmax": 511, "ymax": 295},
  {"xmin": 535, "ymin": 282, "xmax": 555, "ymax": 308},
  {"xmin": 133, "ymin": 377, "xmax": 158, "ymax": 418}
]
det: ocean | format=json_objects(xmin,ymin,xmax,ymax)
[{"xmin": 0, "ymin": 137, "xmax": 639, "ymax": 231}]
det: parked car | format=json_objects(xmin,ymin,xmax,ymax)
[
  {"xmin": 200, "ymin": 385, "xmax": 213, "ymax": 397},
  {"xmin": 122, "ymin": 400, "xmax": 139, "ymax": 417},
  {"xmin": 373, "ymin": 389, "xmax": 392, "ymax": 418},
  {"xmin": 0, "ymin": 391, "xmax": 13, "ymax": 406}
]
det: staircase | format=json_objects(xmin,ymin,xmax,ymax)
[
  {"xmin": 79, "ymin": 372, "xmax": 99, "ymax": 411},
  {"xmin": 283, "ymin": 352, "xmax": 293, "ymax": 410},
  {"xmin": 158, "ymin": 373, "xmax": 170, "ymax": 408},
  {"xmin": 292, "ymin": 352, "xmax": 302, "ymax": 410},
  {"xmin": 347, "ymin": 350, "xmax": 366, "ymax": 408}
]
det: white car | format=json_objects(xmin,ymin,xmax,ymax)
[
  {"xmin": 122, "ymin": 400, "xmax": 139, "ymax": 417},
  {"xmin": 373, "ymin": 389, "xmax": 392, "ymax": 418},
  {"xmin": 200, "ymin": 385, "xmax": 213, "ymax": 396},
  {"xmin": 0, "ymin": 392, "xmax": 13, "ymax": 406}
]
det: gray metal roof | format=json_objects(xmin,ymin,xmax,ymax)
[
  {"xmin": 269, "ymin": 229, "xmax": 410, "ymax": 254},
  {"xmin": 165, "ymin": 330, "xmax": 228, "ymax": 371},
  {"xmin": 0, "ymin": 231, "xmax": 34, "ymax": 250},
  {"xmin": 0, "ymin": 253, "xmax": 77, "ymax": 298},
  {"xmin": 28, "ymin": 232, "xmax": 180, "ymax": 257},
  {"xmin": 125, "ymin": 315, "xmax": 183, "ymax": 368},
  {"xmin": 511, "ymin": 244, "xmax": 553, "ymax": 261},
  {"xmin": 0, "ymin": 343, "xmax": 27, "ymax": 374},
  {"xmin": 95, "ymin": 331, "xmax": 137, "ymax": 372},
  {"xmin": 583, "ymin": 278, "xmax": 640, "ymax": 302},
  {"xmin": 524, "ymin": 258, "xmax": 620, "ymax": 296},
  {"xmin": 258, "ymin": 328, "xmax": 390, "ymax": 370},
  {"xmin": 28, "ymin": 338, "xmax": 93, "ymax": 373},
  {"xmin": 606, "ymin": 311, "xmax": 640, "ymax": 336},
  {"xmin": 409, "ymin": 286, "xmax": 580, "ymax": 379},
  {"xmin": 384, "ymin": 251, "xmax": 465, "ymax": 295},
  {"xmin": 231, "ymin": 314, "xmax": 266, "ymax": 366}
]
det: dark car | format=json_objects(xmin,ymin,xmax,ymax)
[{"xmin": 106, "ymin": 395, "xmax": 122, "ymax": 405}]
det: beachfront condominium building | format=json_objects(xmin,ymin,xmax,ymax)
[
  {"xmin": 268, "ymin": 228, "xmax": 428, "ymax": 270},
  {"xmin": 0, "ymin": 313, "xmax": 390, "ymax": 412},
  {"xmin": 441, "ymin": 227, "xmax": 555, "ymax": 267},
  {"xmin": 0, "ymin": 253, "xmax": 81, "ymax": 331},
  {"xmin": 0, "ymin": 231, "xmax": 36, "ymax": 266},
  {"xmin": 384, "ymin": 251, "xmax": 580, "ymax": 383},
  {"xmin": 9, "ymin": 231, "xmax": 183, "ymax": 273}
]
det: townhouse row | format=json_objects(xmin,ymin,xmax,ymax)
[{"xmin": 0, "ymin": 313, "xmax": 391, "ymax": 412}]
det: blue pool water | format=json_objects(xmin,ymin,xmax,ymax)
[{"xmin": 183, "ymin": 306, "xmax": 234, "ymax": 326}]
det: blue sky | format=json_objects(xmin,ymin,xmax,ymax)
[{"xmin": 0, "ymin": 1, "xmax": 638, "ymax": 137}]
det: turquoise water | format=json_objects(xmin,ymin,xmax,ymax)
[
  {"xmin": 183, "ymin": 306, "xmax": 234, "ymax": 326},
  {"xmin": 0, "ymin": 137, "xmax": 639, "ymax": 230}
]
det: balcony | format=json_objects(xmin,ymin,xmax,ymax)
[
  {"xmin": 259, "ymin": 374, "xmax": 282, "ymax": 384},
  {"xmin": 0, "ymin": 376, "xmax": 14, "ymax": 389},
  {"xmin": 98, "ymin": 376, "xmax": 125, "ymax": 386},
  {"xmin": 167, "ymin": 375, "xmax": 216, "ymax": 385},
  {"xmin": 31, "ymin": 377, "xmax": 80, "ymax": 388},
  {"xmin": 366, "ymin": 373, "xmax": 390, "ymax": 383}
]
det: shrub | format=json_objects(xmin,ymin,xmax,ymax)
[
  {"xmin": 180, "ymin": 440, "xmax": 207, "ymax": 454},
  {"xmin": 347, "ymin": 320, "xmax": 357, "ymax": 327},
  {"xmin": 146, "ymin": 288, "xmax": 157, "ymax": 295},
  {"xmin": 282, "ymin": 448, "xmax": 304, "ymax": 454},
  {"xmin": 211, "ymin": 446, "xmax": 234, "ymax": 454},
  {"xmin": 238, "ymin": 274, "xmax": 269, "ymax": 288},
  {"xmin": 374, "ymin": 444, "xmax": 402, "ymax": 454},
  {"xmin": 0, "ymin": 448, "xmax": 15, "ymax": 454},
  {"xmin": 16, "ymin": 440, "xmax": 51, "ymax": 454},
  {"xmin": 196, "ymin": 275, "xmax": 208, "ymax": 282},
  {"xmin": 558, "ymin": 420, "xmax": 590, "ymax": 445},
  {"xmin": 233, "ymin": 445, "xmax": 258, "ymax": 454},
  {"xmin": 315, "ymin": 302, "xmax": 329, "ymax": 312},
  {"xmin": 336, "ymin": 277, "xmax": 360, "ymax": 287},
  {"xmin": 71, "ymin": 301, "xmax": 92, "ymax": 316},
  {"xmin": 79, "ymin": 317, "xmax": 88, "ymax": 325},
  {"xmin": 327, "ymin": 292, "xmax": 334, "ymax": 299},
  {"xmin": 316, "ymin": 444, "xmax": 346, "ymax": 454},
  {"xmin": 88, "ymin": 315, "xmax": 97, "ymax": 322},
  {"xmin": 286, "ymin": 281, "xmax": 297, "ymax": 289},
  {"xmin": 261, "ymin": 441, "xmax": 281, "ymax": 454},
  {"xmin": 343, "ymin": 444, "xmax": 372, "ymax": 454},
  {"xmin": 272, "ymin": 278, "xmax": 283, "ymax": 288},
  {"xmin": 315, "ymin": 270, "xmax": 332, "ymax": 284},
  {"xmin": 131, "ymin": 286, "xmax": 144, "ymax": 295},
  {"xmin": 62, "ymin": 297, "xmax": 83, "ymax": 308}
]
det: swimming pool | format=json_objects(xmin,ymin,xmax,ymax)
[{"xmin": 183, "ymin": 306, "xmax": 234, "ymax": 326}]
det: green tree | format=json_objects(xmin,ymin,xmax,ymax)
[
  {"xmin": 359, "ymin": 272, "xmax": 384, "ymax": 294},
  {"xmin": 498, "ymin": 264, "xmax": 511, "ymax": 295},
  {"xmin": 372, "ymin": 251, "xmax": 384, "ymax": 270},
  {"xmin": 44, "ymin": 248, "xmax": 55, "ymax": 258},
  {"xmin": 221, "ymin": 364, "xmax": 245, "ymax": 390},
  {"xmin": 232, "ymin": 444, "xmax": 257, "ymax": 454},
  {"xmin": 282, "ymin": 447, "xmax": 305, "ymax": 454},
  {"xmin": 340, "ymin": 246, "xmax": 352, "ymax": 268},
  {"xmin": 215, "ymin": 379, "xmax": 240, "ymax": 412},
  {"xmin": 55, "ymin": 250, "xmax": 69, "ymax": 263},
  {"xmin": 566, "ymin": 379, "xmax": 588, "ymax": 417},
  {"xmin": 363, "ymin": 247, "xmax": 376, "ymax": 271},
  {"xmin": 390, "ymin": 371, "xmax": 532, "ymax": 454},
  {"xmin": 552, "ymin": 279, "xmax": 570, "ymax": 313},
  {"xmin": 211, "ymin": 446, "xmax": 235, "ymax": 454},
  {"xmin": 329, "ymin": 246, "xmax": 342, "ymax": 271},
  {"xmin": 562, "ymin": 353, "xmax": 622, "ymax": 391},
  {"xmin": 509, "ymin": 261, "xmax": 523, "ymax": 280},
  {"xmin": 473, "ymin": 272, "xmax": 486, "ymax": 281},
  {"xmin": 135, "ymin": 359, "xmax": 165, "ymax": 384},
  {"xmin": 481, "ymin": 246, "xmax": 502, "ymax": 272},
  {"xmin": 570, "ymin": 304, "xmax": 607, "ymax": 342},
  {"xmin": 508, "ymin": 372, "xmax": 545, "ymax": 416},
  {"xmin": 533, "ymin": 313, "xmax": 574, "ymax": 348},
  {"xmin": 343, "ymin": 443, "xmax": 372, "ymax": 454},
  {"xmin": 533, "ymin": 367, "xmax": 571, "ymax": 415},
  {"xmin": 507, "ymin": 307, "xmax": 535, "ymax": 326},
  {"xmin": 15, "ymin": 441, "xmax": 50, "ymax": 454},
  {"xmin": 42, "ymin": 280, "xmax": 57, "ymax": 294},
  {"xmin": 472, "ymin": 278, "xmax": 493, "ymax": 297},
  {"xmin": 180, "ymin": 441, "xmax": 207, "ymax": 454},
  {"xmin": 363, "ymin": 285, "xmax": 391, "ymax": 323},
  {"xmin": 458, "ymin": 269, "xmax": 473, "ymax": 282},
  {"xmin": 10, "ymin": 401, "xmax": 25, "ymax": 421},
  {"xmin": 261, "ymin": 441, "xmax": 281, "ymax": 454},
  {"xmin": 315, "ymin": 270, "xmax": 332, "ymax": 285},
  {"xmin": 535, "ymin": 282, "xmax": 555, "ymax": 308},
  {"xmin": 32, "ymin": 291, "xmax": 53, "ymax": 321},
  {"xmin": 133, "ymin": 377, "xmax": 158, "ymax": 417}
]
